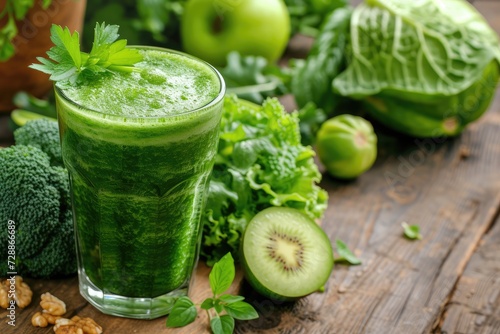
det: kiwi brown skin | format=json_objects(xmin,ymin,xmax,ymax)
[{"xmin": 240, "ymin": 207, "xmax": 334, "ymax": 302}]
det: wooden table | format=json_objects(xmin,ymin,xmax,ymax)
[{"xmin": 2, "ymin": 1, "xmax": 500, "ymax": 333}]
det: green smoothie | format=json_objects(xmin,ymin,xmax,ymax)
[{"xmin": 55, "ymin": 47, "xmax": 225, "ymax": 318}]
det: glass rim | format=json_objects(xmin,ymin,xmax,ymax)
[{"xmin": 55, "ymin": 46, "xmax": 226, "ymax": 120}]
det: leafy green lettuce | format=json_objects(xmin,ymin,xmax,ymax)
[{"xmin": 201, "ymin": 96, "xmax": 328, "ymax": 265}]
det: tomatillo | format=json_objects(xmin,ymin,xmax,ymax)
[{"xmin": 316, "ymin": 115, "xmax": 377, "ymax": 179}]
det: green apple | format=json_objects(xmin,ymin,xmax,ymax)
[{"xmin": 181, "ymin": 0, "xmax": 291, "ymax": 66}]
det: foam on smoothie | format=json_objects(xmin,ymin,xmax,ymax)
[{"xmin": 62, "ymin": 49, "xmax": 220, "ymax": 117}]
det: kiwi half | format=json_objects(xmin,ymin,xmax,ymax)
[{"xmin": 241, "ymin": 207, "xmax": 334, "ymax": 301}]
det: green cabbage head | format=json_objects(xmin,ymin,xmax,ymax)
[{"xmin": 333, "ymin": 0, "xmax": 500, "ymax": 137}]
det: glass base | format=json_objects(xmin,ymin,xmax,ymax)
[{"xmin": 78, "ymin": 269, "xmax": 185, "ymax": 319}]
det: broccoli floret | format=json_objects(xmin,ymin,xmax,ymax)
[
  {"xmin": 14, "ymin": 119, "xmax": 62, "ymax": 166},
  {"xmin": 22, "ymin": 210, "xmax": 76, "ymax": 277},
  {"xmin": 0, "ymin": 145, "xmax": 76, "ymax": 278}
]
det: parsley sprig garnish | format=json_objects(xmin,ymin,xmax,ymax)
[
  {"xmin": 30, "ymin": 22, "xmax": 143, "ymax": 87},
  {"xmin": 166, "ymin": 253, "xmax": 258, "ymax": 333}
]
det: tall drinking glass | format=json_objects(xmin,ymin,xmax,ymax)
[{"xmin": 55, "ymin": 47, "xmax": 225, "ymax": 319}]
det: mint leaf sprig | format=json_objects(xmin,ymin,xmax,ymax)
[
  {"xmin": 30, "ymin": 22, "xmax": 143, "ymax": 87},
  {"xmin": 166, "ymin": 253, "xmax": 258, "ymax": 334},
  {"xmin": 335, "ymin": 239, "xmax": 362, "ymax": 265}
]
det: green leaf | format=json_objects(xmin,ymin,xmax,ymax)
[
  {"xmin": 218, "ymin": 294, "xmax": 245, "ymax": 304},
  {"xmin": 29, "ymin": 57, "xmax": 55, "ymax": 75},
  {"xmin": 166, "ymin": 297, "xmax": 197, "ymax": 328},
  {"xmin": 335, "ymin": 239, "xmax": 361, "ymax": 265},
  {"xmin": 11, "ymin": 0, "xmax": 34, "ymax": 20},
  {"xmin": 108, "ymin": 48, "xmax": 144, "ymax": 66},
  {"xmin": 291, "ymin": 7, "xmax": 352, "ymax": 113},
  {"xmin": 0, "ymin": 15, "xmax": 18, "ymax": 61},
  {"xmin": 42, "ymin": 0, "xmax": 52, "ymax": 9},
  {"xmin": 0, "ymin": 39, "xmax": 15, "ymax": 61},
  {"xmin": 93, "ymin": 22, "xmax": 120, "ymax": 46},
  {"xmin": 31, "ymin": 22, "xmax": 143, "ymax": 86},
  {"xmin": 200, "ymin": 297, "xmax": 215, "ymax": 310},
  {"xmin": 213, "ymin": 299, "xmax": 223, "ymax": 314},
  {"xmin": 296, "ymin": 102, "xmax": 327, "ymax": 146},
  {"xmin": 50, "ymin": 25, "xmax": 82, "ymax": 68},
  {"xmin": 285, "ymin": 0, "xmax": 348, "ymax": 37},
  {"xmin": 402, "ymin": 222, "xmax": 422, "ymax": 240},
  {"xmin": 223, "ymin": 301, "xmax": 259, "ymax": 320},
  {"xmin": 46, "ymin": 46, "xmax": 70, "ymax": 63},
  {"xmin": 209, "ymin": 252, "xmax": 235, "ymax": 296},
  {"xmin": 210, "ymin": 315, "xmax": 234, "ymax": 334},
  {"xmin": 217, "ymin": 52, "xmax": 285, "ymax": 104},
  {"xmin": 49, "ymin": 62, "xmax": 77, "ymax": 82},
  {"xmin": 333, "ymin": 0, "xmax": 500, "ymax": 99}
]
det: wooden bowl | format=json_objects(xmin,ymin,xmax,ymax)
[{"xmin": 0, "ymin": 0, "xmax": 87, "ymax": 112}]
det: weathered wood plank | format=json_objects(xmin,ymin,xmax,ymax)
[
  {"xmin": 439, "ymin": 211, "xmax": 500, "ymax": 334},
  {"xmin": 2, "ymin": 1, "xmax": 500, "ymax": 334}
]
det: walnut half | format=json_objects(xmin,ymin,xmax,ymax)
[
  {"xmin": 13, "ymin": 276, "xmax": 33, "ymax": 308},
  {"xmin": 41, "ymin": 292, "xmax": 66, "ymax": 316},
  {"xmin": 32, "ymin": 312, "xmax": 49, "ymax": 327},
  {"xmin": 32, "ymin": 311, "xmax": 62, "ymax": 326},
  {"xmin": 32, "ymin": 292, "xmax": 103, "ymax": 334},
  {"xmin": 43, "ymin": 312, "xmax": 63, "ymax": 324},
  {"xmin": 0, "ymin": 276, "xmax": 33, "ymax": 309},
  {"xmin": 54, "ymin": 316, "xmax": 102, "ymax": 334},
  {"xmin": 54, "ymin": 318, "xmax": 83, "ymax": 334},
  {"xmin": 0, "ymin": 284, "xmax": 8, "ymax": 309},
  {"xmin": 70, "ymin": 316, "xmax": 103, "ymax": 334}
]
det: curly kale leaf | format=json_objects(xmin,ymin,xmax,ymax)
[{"xmin": 201, "ymin": 96, "xmax": 328, "ymax": 265}]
